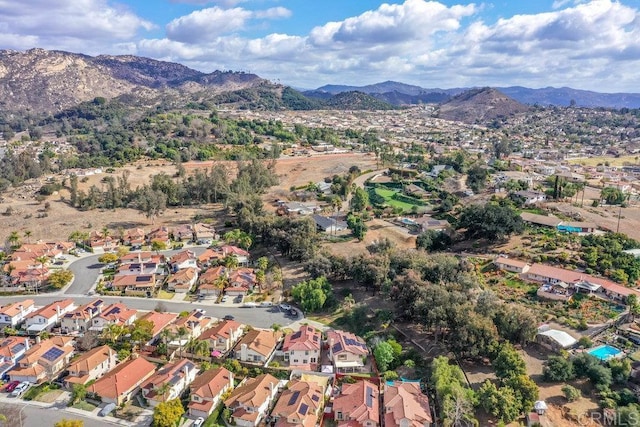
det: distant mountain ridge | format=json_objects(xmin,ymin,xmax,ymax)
[
  {"xmin": 0, "ymin": 48, "xmax": 265, "ymax": 112},
  {"xmin": 312, "ymin": 80, "xmax": 640, "ymax": 109},
  {"xmin": 436, "ymin": 87, "xmax": 530, "ymax": 124}
]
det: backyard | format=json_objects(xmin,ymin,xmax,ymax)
[{"xmin": 369, "ymin": 187, "xmax": 429, "ymax": 213}]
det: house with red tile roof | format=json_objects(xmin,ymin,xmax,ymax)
[
  {"xmin": 220, "ymin": 245, "xmax": 250, "ymax": 266},
  {"xmin": 224, "ymin": 373, "xmax": 280, "ymax": 427},
  {"xmin": 122, "ymin": 228, "xmax": 146, "ymax": 246},
  {"xmin": 0, "ymin": 299, "xmax": 36, "ymax": 327},
  {"xmin": 235, "ymin": 329, "xmax": 282, "ymax": 365},
  {"xmin": 271, "ymin": 379, "xmax": 324, "ymax": 427},
  {"xmin": 188, "ymin": 367, "xmax": 234, "ymax": 418},
  {"xmin": 0, "ymin": 337, "xmax": 30, "ymax": 379},
  {"xmin": 88, "ymin": 356, "xmax": 157, "ymax": 405},
  {"xmin": 119, "ymin": 252, "xmax": 163, "ymax": 265},
  {"xmin": 8, "ymin": 336, "xmax": 75, "ymax": 383},
  {"xmin": 383, "ymin": 382, "xmax": 432, "ymax": 427},
  {"xmin": 147, "ymin": 226, "xmax": 171, "ymax": 246},
  {"xmin": 198, "ymin": 320, "xmax": 245, "ymax": 355},
  {"xmin": 88, "ymin": 303, "xmax": 138, "ymax": 332},
  {"xmin": 111, "ymin": 274, "xmax": 158, "ymax": 296},
  {"xmin": 138, "ymin": 311, "xmax": 178, "ymax": 345},
  {"xmin": 326, "ymin": 330, "xmax": 369, "ymax": 373},
  {"xmin": 169, "ymin": 250, "xmax": 198, "ymax": 271},
  {"xmin": 333, "ymin": 380, "xmax": 379, "ymax": 427},
  {"xmin": 193, "ymin": 223, "xmax": 217, "ymax": 242},
  {"xmin": 64, "ymin": 345, "xmax": 117, "ymax": 387},
  {"xmin": 24, "ymin": 299, "xmax": 76, "ymax": 333},
  {"xmin": 88, "ymin": 230, "xmax": 119, "ymax": 253},
  {"xmin": 141, "ymin": 358, "xmax": 197, "ymax": 407},
  {"xmin": 172, "ymin": 224, "xmax": 194, "ymax": 242},
  {"xmin": 167, "ymin": 267, "xmax": 199, "ymax": 293},
  {"xmin": 198, "ymin": 266, "xmax": 228, "ymax": 297},
  {"xmin": 167, "ymin": 309, "xmax": 214, "ymax": 349},
  {"xmin": 494, "ymin": 256, "xmax": 531, "ymax": 274},
  {"xmin": 283, "ymin": 325, "xmax": 321, "ymax": 367},
  {"xmin": 60, "ymin": 299, "xmax": 105, "ymax": 333},
  {"xmin": 198, "ymin": 249, "xmax": 224, "ymax": 267}
]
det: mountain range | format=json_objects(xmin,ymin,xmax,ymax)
[
  {"xmin": 0, "ymin": 49, "xmax": 639, "ymax": 117},
  {"xmin": 309, "ymin": 80, "xmax": 640, "ymax": 109}
]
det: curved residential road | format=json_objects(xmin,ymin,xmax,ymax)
[
  {"xmin": 16, "ymin": 245, "xmax": 297, "ymax": 328},
  {"xmin": 65, "ymin": 247, "xmax": 209, "ymax": 296}
]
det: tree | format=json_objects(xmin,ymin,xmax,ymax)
[
  {"xmin": 543, "ymin": 355, "xmax": 575, "ymax": 382},
  {"xmin": 290, "ymin": 276, "xmax": 333, "ymax": 312},
  {"xmin": 373, "ymin": 341, "xmax": 395, "ymax": 372},
  {"xmin": 350, "ymin": 187, "xmax": 369, "ymax": 212},
  {"xmin": 152, "ymin": 398, "xmax": 185, "ymax": 427},
  {"xmin": 608, "ymin": 358, "xmax": 631, "ymax": 384},
  {"xmin": 416, "ymin": 230, "xmax": 452, "ymax": 251},
  {"xmin": 457, "ymin": 203, "xmax": 524, "ymax": 241},
  {"xmin": 54, "ymin": 420, "xmax": 84, "ymax": 427},
  {"xmin": 505, "ymin": 375, "xmax": 539, "ymax": 415},
  {"xmin": 7, "ymin": 230, "xmax": 20, "ymax": 249},
  {"xmin": 477, "ymin": 380, "xmax": 521, "ymax": 423},
  {"xmin": 493, "ymin": 343, "xmax": 526, "ymax": 379},
  {"xmin": 71, "ymin": 383, "xmax": 87, "ymax": 404},
  {"xmin": 562, "ymin": 384, "xmax": 581, "ymax": 402},
  {"xmin": 224, "ymin": 229, "xmax": 252, "ymax": 249},
  {"xmin": 600, "ymin": 187, "xmax": 626, "ymax": 205},
  {"xmin": 466, "ymin": 165, "xmax": 488, "ymax": 193},
  {"xmin": 151, "ymin": 240, "xmax": 167, "ymax": 253},
  {"xmin": 346, "ymin": 214, "xmax": 367, "ymax": 240},
  {"xmin": 134, "ymin": 186, "xmax": 167, "ymax": 223},
  {"xmin": 98, "ymin": 253, "xmax": 118, "ymax": 264},
  {"xmin": 47, "ymin": 270, "xmax": 74, "ymax": 289},
  {"xmin": 24, "ymin": 230, "xmax": 32, "ymax": 244}
]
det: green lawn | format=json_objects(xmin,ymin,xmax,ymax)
[
  {"xmin": 156, "ymin": 290, "xmax": 175, "ymax": 300},
  {"xmin": 373, "ymin": 188, "xmax": 423, "ymax": 211},
  {"xmin": 72, "ymin": 400, "xmax": 97, "ymax": 411}
]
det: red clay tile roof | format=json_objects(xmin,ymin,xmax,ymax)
[{"xmin": 88, "ymin": 357, "xmax": 156, "ymax": 400}]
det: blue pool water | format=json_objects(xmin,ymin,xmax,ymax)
[{"xmin": 588, "ymin": 345, "xmax": 622, "ymax": 361}]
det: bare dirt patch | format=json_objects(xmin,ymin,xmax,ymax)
[{"xmin": 324, "ymin": 218, "xmax": 416, "ymax": 258}]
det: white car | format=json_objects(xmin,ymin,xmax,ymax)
[
  {"xmin": 243, "ymin": 302, "xmax": 257, "ymax": 308},
  {"xmin": 193, "ymin": 417, "xmax": 205, "ymax": 427},
  {"xmin": 11, "ymin": 381, "xmax": 30, "ymax": 397},
  {"xmin": 279, "ymin": 304, "xmax": 291, "ymax": 311},
  {"xmin": 260, "ymin": 301, "xmax": 274, "ymax": 307}
]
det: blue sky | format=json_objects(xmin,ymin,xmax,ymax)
[{"xmin": 1, "ymin": 0, "xmax": 640, "ymax": 91}]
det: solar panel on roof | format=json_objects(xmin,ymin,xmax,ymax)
[
  {"xmin": 300, "ymin": 403, "xmax": 308, "ymax": 415},
  {"xmin": 332, "ymin": 343, "xmax": 343, "ymax": 353},
  {"xmin": 292, "ymin": 331, "xmax": 301, "ymax": 340},
  {"xmin": 288, "ymin": 391, "xmax": 300, "ymax": 406},
  {"xmin": 107, "ymin": 307, "xmax": 121, "ymax": 315},
  {"xmin": 366, "ymin": 387, "xmax": 373, "ymax": 408},
  {"xmin": 135, "ymin": 276, "xmax": 151, "ymax": 282},
  {"xmin": 311, "ymin": 395, "xmax": 319, "ymax": 402},
  {"xmin": 312, "ymin": 336, "xmax": 319, "ymax": 342},
  {"xmin": 42, "ymin": 347, "xmax": 64, "ymax": 361}
]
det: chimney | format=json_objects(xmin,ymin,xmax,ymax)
[
  {"xmin": 35, "ymin": 335, "xmax": 41, "ymax": 344},
  {"xmin": 24, "ymin": 337, "xmax": 29, "ymax": 350},
  {"xmin": 269, "ymin": 381, "xmax": 276, "ymax": 396},
  {"xmin": 19, "ymin": 305, "xmax": 24, "ymax": 319},
  {"xmin": 56, "ymin": 305, "xmax": 61, "ymax": 318}
]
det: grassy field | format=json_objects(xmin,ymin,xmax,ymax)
[
  {"xmin": 156, "ymin": 290, "xmax": 175, "ymax": 300},
  {"xmin": 568, "ymin": 155, "xmax": 640, "ymax": 167},
  {"xmin": 374, "ymin": 188, "xmax": 423, "ymax": 211}
]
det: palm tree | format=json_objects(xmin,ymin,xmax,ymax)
[
  {"xmin": 34, "ymin": 255, "xmax": 49, "ymax": 293},
  {"xmin": 177, "ymin": 326, "xmax": 189, "ymax": 357},
  {"xmin": 191, "ymin": 339, "xmax": 209, "ymax": 359},
  {"xmin": 23, "ymin": 230, "xmax": 32, "ymax": 244},
  {"xmin": 223, "ymin": 255, "xmax": 238, "ymax": 269},
  {"xmin": 160, "ymin": 327, "xmax": 174, "ymax": 347},
  {"xmin": 154, "ymin": 382, "xmax": 172, "ymax": 402},
  {"xmin": 7, "ymin": 231, "xmax": 20, "ymax": 250},
  {"xmin": 102, "ymin": 323, "xmax": 126, "ymax": 345}
]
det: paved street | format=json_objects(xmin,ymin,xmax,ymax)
[
  {"xmin": 0, "ymin": 401, "xmax": 121, "ymax": 427},
  {"xmin": 0, "ymin": 245, "xmax": 297, "ymax": 328}
]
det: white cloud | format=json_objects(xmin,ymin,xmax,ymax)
[
  {"xmin": 0, "ymin": 0, "xmax": 153, "ymax": 54},
  {"xmin": 166, "ymin": 7, "xmax": 253, "ymax": 43}
]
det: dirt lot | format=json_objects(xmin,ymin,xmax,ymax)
[
  {"xmin": 0, "ymin": 153, "xmax": 376, "ymax": 244},
  {"xmin": 324, "ymin": 218, "xmax": 417, "ymax": 258}
]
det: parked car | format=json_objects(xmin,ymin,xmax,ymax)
[
  {"xmin": 193, "ymin": 417, "xmax": 205, "ymax": 427},
  {"xmin": 99, "ymin": 402, "xmax": 117, "ymax": 417},
  {"xmin": 223, "ymin": 314, "xmax": 235, "ymax": 321},
  {"xmin": 4, "ymin": 381, "xmax": 19, "ymax": 393},
  {"xmin": 260, "ymin": 301, "xmax": 273, "ymax": 307},
  {"xmin": 279, "ymin": 304, "xmax": 291, "ymax": 311},
  {"xmin": 11, "ymin": 381, "xmax": 30, "ymax": 397},
  {"xmin": 243, "ymin": 302, "xmax": 257, "ymax": 308}
]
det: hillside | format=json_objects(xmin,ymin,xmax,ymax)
[
  {"xmin": 435, "ymin": 87, "xmax": 530, "ymax": 124},
  {"xmin": 0, "ymin": 48, "xmax": 264, "ymax": 113}
]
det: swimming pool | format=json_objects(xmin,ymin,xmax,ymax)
[{"xmin": 587, "ymin": 345, "xmax": 622, "ymax": 361}]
